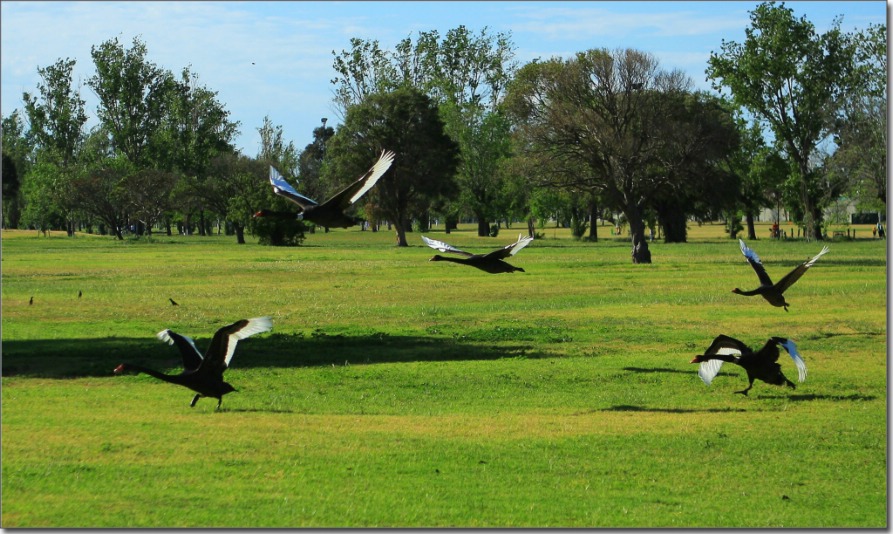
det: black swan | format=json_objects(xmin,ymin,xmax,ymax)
[
  {"xmin": 256, "ymin": 150, "xmax": 395, "ymax": 229},
  {"xmin": 733, "ymin": 239, "xmax": 829, "ymax": 311},
  {"xmin": 690, "ymin": 334, "xmax": 807, "ymax": 395},
  {"xmin": 421, "ymin": 234, "xmax": 533, "ymax": 274},
  {"xmin": 114, "ymin": 317, "xmax": 272, "ymax": 409}
]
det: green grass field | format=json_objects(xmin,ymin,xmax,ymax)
[{"xmin": 1, "ymin": 222, "xmax": 887, "ymax": 527}]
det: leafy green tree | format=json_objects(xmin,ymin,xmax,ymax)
[
  {"xmin": 297, "ymin": 120, "xmax": 336, "ymax": 213},
  {"xmin": 68, "ymin": 156, "xmax": 133, "ymax": 240},
  {"xmin": 324, "ymin": 87, "xmax": 459, "ymax": 246},
  {"xmin": 22, "ymin": 57, "xmax": 89, "ymax": 235},
  {"xmin": 1, "ymin": 110, "xmax": 32, "ymax": 228},
  {"xmin": 161, "ymin": 67, "xmax": 239, "ymax": 177},
  {"xmin": 88, "ymin": 36, "xmax": 175, "ymax": 166},
  {"xmin": 648, "ymin": 91, "xmax": 741, "ymax": 243},
  {"xmin": 332, "ymin": 27, "xmax": 519, "ymax": 237},
  {"xmin": 706, "ymin": 1, "xmax": 855, "ymax": 240},
  {"xmin": 504, "ymin": 48, "xmax": 694, "ymax": 263},
  {"xmin": 19, "ymin": 160, "xmax": 65, "ymax": 235},
  {"xmin": 827, "ymin": 23, "xmax": 886, "ymax": 211},
  {"xmin": 22, "ymin": 58, "xmax": 88, "ymax": 168}
]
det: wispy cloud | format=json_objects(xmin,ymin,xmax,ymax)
[{"xmin": 507, "ymin": 4, "xmax": 751, "ymax": 40}]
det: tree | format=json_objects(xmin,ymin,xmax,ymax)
[
  {"xmin": 22, "ymin": 57, "xmax": 89, "ymax": 236},
  {"xmin": 707, "ymin": 1, "xmax": 855, "ymax": 240},
  {"xmin": 646, "ymin": 92, "xmax": 740, "ymax": 243},
  {"xmin": 124, "ymin": 168, "xmax": 178, "ymax": 235},
  {"xmin": 332, "ymin": 27, "xmax": 519, "ymax": 236},
  {"xmin": 22, "ymin": 58, "xmax": 88, "ymax": 169},
  {"xmin": 1, "ymin": 110, "xmax": 32, "ymax": 228},
  {"xmin": 88, "ymin": 36, "xmax": 176, "ymax": 166},
  {"xmin": 323, "ymin": 87, "xmax": 459, "ymax": 246},
  {"xmin": 68, "ymin": 156, "xmax": 133, "ymax": 240},
  {"xmin": 504, "ymin": 48, "xmax": 694, "ymax": 263},
  {"xmin": 297, "ymin": 120, "xmax": 336, "ymax": 213},
  {"xmin": 827, "ymin": 23, "xmax": 886, "ymax": 211}
]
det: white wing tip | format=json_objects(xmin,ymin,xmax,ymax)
[{"xmin": 156, "ymin": 329, "xmax": 174, "ymax": 344}]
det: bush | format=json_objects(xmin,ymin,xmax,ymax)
[{"xmin": 255, "ymin": 217, "xmax": 306, "ymax": 246}]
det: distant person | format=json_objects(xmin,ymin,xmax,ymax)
[{"xmin": 877, "ymin": 222, "xmax": 885, "ymax": 239}]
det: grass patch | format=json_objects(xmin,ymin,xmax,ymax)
[{"xmin": 1, "ymin": 224, "xmax": 886, "ymax": 527}]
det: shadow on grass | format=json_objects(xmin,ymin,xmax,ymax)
[
  {"xmin": 2, "ymin": 332, "xmax": 546, "ymax": 379},
  {"xmin": 622, "ymin": 366, "xmax": 691, "ymax": 375},
  {"xmin": 594, "ymin": 405, "xmax": 748, "ymax": 414},
  {"xmin": 754, "ymin": 393, "xmax": 878, "ymax": 402}
]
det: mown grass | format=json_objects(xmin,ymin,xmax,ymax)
[{"xmin": 1, "ymin": 223, "xmax": 887, "ymax": 527}]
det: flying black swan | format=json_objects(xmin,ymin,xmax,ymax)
[
  {"xmin": 421, "ymin": 234, "xmax": 533, "ymax": 274},
  {"xmin": 690, "ymin": 334, "xmax": 807, "ymax": 396},
  {"xmin": 256, "ymin": 149, "xmax": 395, "ymax": 229},
  {"xmin": 733, "ymin": 239, "xmax": 829, "ymax": 311},
  {"xmin": 114, "ymin": 317, "xmax": 272, "ymax": 409}
]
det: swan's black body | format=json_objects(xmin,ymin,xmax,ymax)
[
  {"xmin": 256, "ymin": 150, "xmax": 394, "ymax": 229},
  {"xmin": 114, "ymin": 317, "xmax": 272, "ymax": 409},
  {"xmin": 733, "ymin": 239, "xmax": 829, "ymax": 311},
  {"xmin": 421, "ymin": 234, "xmax": 533, "ymax": 274},
  {"xmin": 691, "ymin": 335, "xmax": 807, "ymax": 396}
]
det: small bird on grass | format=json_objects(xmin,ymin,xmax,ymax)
[
  {"xmin": 169, "ymin": 298, "xmax": 179, "ymax": 306},
  {"xmin": 114, "ymin": 317, "xmax": 273, "ymax": 410},
  {"xmin": 690, "ymin": 334, "xmax": 807, "ymax": 396},
  {"xmin": 733, "ymin": 239, "xmax": 829, "ymax": 311},
  {"xmin": 29, "ymin": 296, "xmax": 33, "ymax": 305}
]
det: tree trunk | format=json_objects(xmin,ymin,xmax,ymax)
[
  {"xmin": 527, "ymin": 217, "xmax": 536, "ymax": 237},
  {"xmin": 393, "ymin": 219, "xmax": 409, "ymax": 246},
  {"xmin": 477, "ymin": 217, "xmax": 490, "ymax": 237},
  {"xmin": 235, "ymin": 224, "xmax": 245, "ymax": 244},
  {"xmin": 587, "ymin": 199, "xmax": 598, "ymax": 242},
  {"xmin": 745, "ymin": 211, "xmax": 757, "ymax": 240},
  {"xmin": 795, "ymin": 158, "xmax": 822, "ymax": 241},
  {"xmin": 624, "ymin": 205, "xmax": 652, "ymax": 264}
]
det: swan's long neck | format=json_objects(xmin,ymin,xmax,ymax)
[
  {"xmin": 732, "ymin": 287, "xmax": 761, "ymax": 296},
  {"xmin": 119, "ymin": 364, "xmax": 187, "ymax": 386},
  {"xmin": 700, "ymin": 353, "xmax": 739, "ymax": 364},
  {"xmin": 431, "ymin": 255, "xmax": 469, "ymax": 265}
]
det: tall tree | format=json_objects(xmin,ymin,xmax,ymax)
[
  {"xmin": 332, "ymin": 27, "xmax": 519, "ymax": 236},
  {"xmin": 297, "ymin": 119, "xmax": 336, "ymax": 209},
  {"xmin": 1, "ymin": 110, "xmax": 32, "ymax": 228},
  {"xmin": 504, "ymin": 48, "xmax": 693, "ymax": 263},
  {"xmin": 323, "ymin": 87, "xmax": 459, "ymax": 246},
  {"xmin": 22, "ymin": 58, "xmax": 88, "ymax": 168},
  {"xmin": 706, "ymin": 1, "xmax": 855, "ymax": 240},
  {"xmin": 827, "ymin": 23, "xmax": 886, "ymax": 210},
  {"xmin": 88, "ymin": 36, "xmax": 175, "ymax": 166},
  {"xmin": 22, "ymin": 57, "xmax": 89, "ymax": 236}
]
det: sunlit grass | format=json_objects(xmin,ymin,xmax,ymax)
[{"xmin": 1, "ymin": 222, "xmax": 886, "ymax": 527}]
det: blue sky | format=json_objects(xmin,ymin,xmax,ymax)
[{"xmin": 1, "ymin": 1, "xmax": 886, "ymax": 155}]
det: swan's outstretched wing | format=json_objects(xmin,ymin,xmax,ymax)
[
  {"xmin": 485, "ymin": 234, "xmax": 534, "ymax": 260},
  {"xmin": 203, "ymin": 317, "xmax": 273, "ymax": 375},
  {"xmin": 422, "ymin": 235, "xmax": 474, "ymax": 257},
  {"xmin": 774, "ymin": 246, "xmax": 829, "ymax": 294},
  {"xmin": 738, "ymin": 239, "xmax": 774, "ymax": 287},
  {"xmin": 321, "ymin": 150, "xmax": 395, "ymax": 210},
  {"xmin": 775, "ymin": 337, "xmax": 807, "ymax": 383},
  {"xmin": 157, "ymin": 329, "xmax": 203, "ymax": 371},
  {"xmin": 269, "ymin": 166, "xmax": 318, "ymax": 209},
  {"xmin": 696, "ymin": 334, "xmax": 747, "ymax": 386}
]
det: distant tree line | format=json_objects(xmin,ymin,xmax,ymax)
[{"xmin": 2, "ymin": 2, "xmax": 885, "ymax": 263}]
